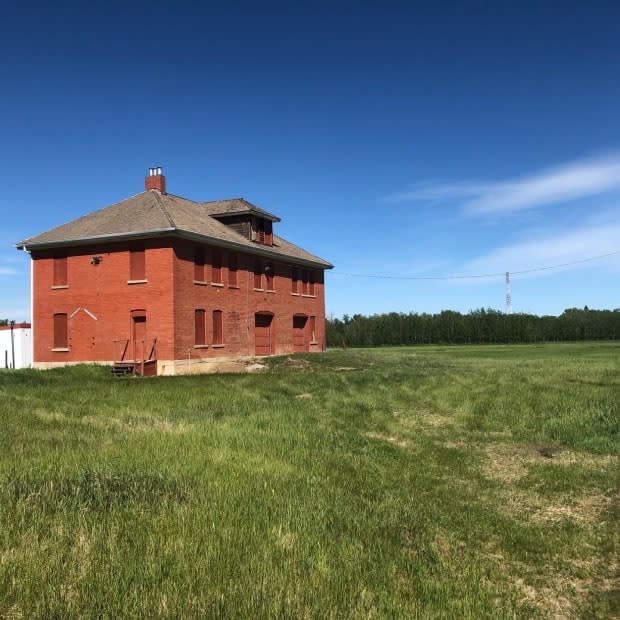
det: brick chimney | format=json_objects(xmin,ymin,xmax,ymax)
[{"xmin": 145, "ymin": 166, "xmax": 166, "ymax": 193}]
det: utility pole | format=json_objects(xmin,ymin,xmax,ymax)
[{"xmin": 10, "ymin": 320, "xmax": 15, "ymax": 369}]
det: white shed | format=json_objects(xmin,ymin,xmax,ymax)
[{"xmin": 0, "ymin": 323, "xmax": 32, "ymax": 369}]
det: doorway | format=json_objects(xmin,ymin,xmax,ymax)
[
  {"xmin": 131, "ymin": 311, "xmax": 147, "ymax": 361},
  {"xmin": 293, "ymin": 315, "xmax": 308, "ymax": 352},
  {"xmin": 255, "ymin": 313, "xmax": 274, "ymax": 356}
]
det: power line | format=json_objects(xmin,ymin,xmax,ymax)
[{"xmin": 333, "ymin": 249, "xmax": 620, "ymax": 281}]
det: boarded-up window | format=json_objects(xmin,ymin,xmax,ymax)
[
  {"xmin": 212, "ymin": 310, "xmax": 223, "ymax": 345},
  {"xmin": 309, "ymin": 316, "xmax": 316, "ymax": 342},
  {"xmin": 265, "ymin": 263, "xmax": 274, "ymax": 291},
  {"xmin": 265, "ymin": 220, "xmax": 273, "ymax": 246},
  {"xmin": 53, "ymin": 313, "xmax": 68, "ymax": 349},
  {"xmin": 53, "ymin": 254, "xmax": 67, "ymax": 286},
  {"xmin": 212, "ymin": 249, "xmax": 222, "ymax": 283},
  {"xmin": 194, "ymin": 246, "xmax": 206, "ymax": 281},
  {"xmin": 302, "ymin": 270, "xmax": 309, "ymax": 295},
  {"xmin": 228, "ymin": 253, "xmax": 238, "ymax": 286},
  {"xmin": 195, "ymin": 309, "xmax": 206, "ymax": 345},
  {"xmin": 130, "ymin": 244, "xmax": 145, "ymax": 280},
  {"xmin": 256, "ymin": 218, "xmax": 265, "ymax": 244},
  {"xmin": 292, "ymin": 267, "xmax": 299, "ymax": 294},
  {"xmin": 309, "ymin": 271, "xmax": 315, "ymax": 296},
  {"xmin": 253, "ymin": 259, "xmax": 262, "ymax": 289}
]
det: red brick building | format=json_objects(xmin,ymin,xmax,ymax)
[{"xmin": 16, "ymin": 168, "xmax": 332, "ymax": 375}]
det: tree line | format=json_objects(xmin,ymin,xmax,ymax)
[{"xmin": 326, "ymin": 307, "xmax": 620, "ymax": 347}]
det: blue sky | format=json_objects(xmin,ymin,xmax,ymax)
[{"xmin": 2, "ymin": 2, "xmax": 619, "ymax": 320}]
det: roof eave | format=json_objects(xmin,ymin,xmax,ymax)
[
  {"xmin": 15, "ymin": 228, "xmax": 177, "ymax": 251},
  {"xmin": 210, "ymin": 211, "xmax": 281, "ymax": 223},
  {"xmin": 16, "ymin": 228, "xmax": 333, "ymax": 269}
]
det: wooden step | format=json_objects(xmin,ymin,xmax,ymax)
[{"xmin": 111, "ymin": 362, "xmax": 135, "ymax": 377}]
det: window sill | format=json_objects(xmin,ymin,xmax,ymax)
[
  {"xmin": 253, "ymin": 288, "xmax": 264, "ymax": 292},
  {"xmin": 194, "ymin": 280, "xmax": 209, "ymax": 286},
  {"xmin": 127, "ymin": 279, "xmax": 148, "ymax": 285},
  {"xmin": 194, "ymin": 344, "xmax": 209, "ymax": 349},
  {"xmin": 265, "ymin": 289, "xmax": 275, "ymax": 294},
  {"xmin": 51, "ymin": 285, "xmax": 68, "ymax": 290},
  {"xmin": 291, "ymin": 292, "xmax": 300, "ymax": 296},
  {"xmin": 302, "ymin": 294, "xmax": 316, "ymax": 298},
  {"xmin": 211, "ymin": 282, "xmax": 224, "ymax": 288},
  {"xmin": 309, "ymin": 341, "xmax": 319, "ymax": 345},
  {"xmin": 51, "ymin": 347, "xmax": 69, "ymax": 352},
  {"xmin": 212, "ymin": 344, "xmax": 225, "ymax": 348},
  {"xmin": 228, "ymin": 285, "xmax": 240, "ymax": 289}
]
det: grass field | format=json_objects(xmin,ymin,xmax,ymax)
[{"xmin": 0, "ymin": 343, "xmax": 618, "ymax": 618}]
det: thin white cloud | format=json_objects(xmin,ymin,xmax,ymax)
[
  {"xmin": 458, "ymin": 222, "xmax": 620, "ymax": 279},
  {"xmin": 385, "ymin": 153, "xmax": 620, "ymax": 215},
  {"xmin": 0, "ymin": 267, "xmax": 18, "ymax": 276}
]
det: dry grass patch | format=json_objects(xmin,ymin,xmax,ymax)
[
  {"xmin": 481, "ymin": 442, "xmax": 617, "ymax": 525},
  {"xmin": 481, "ymin": 443, "xmax": 616, "ymax": 484},
  {"xmin": 393, "ymin": 409, "xmax": 456, "ymax": 431},
  {"xmin": 31, "ymin": 410, "xmax": 68, "ymax": 423},
  {"xmin": 512, "ymin": 558, "xmax": 620, "ymax": 620},
  {"xmin": 81, "ymin": 415, "xmax": 190, "ymax": 434},
  {"xmin": 272, "ymin": 525, "xmax": 296, "ymax": 551},
  {"xmin": 513, "ymin": 575, "xmax": 574, "ymax": 620},
  {"xmin": 364, "ymin": 431, "xmax": 409, "ymax": 448},
  {"xmin": 497, "ymin": 488, "xmax": 612, "ymax": 527},
  {"xmin": 31, "ymin": 410, "xmax": 190, "ymax": 434}
]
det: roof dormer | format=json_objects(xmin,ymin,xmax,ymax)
[{"xmin": 202, "ymin": 198, "xmax": 279, "ymax": 246}]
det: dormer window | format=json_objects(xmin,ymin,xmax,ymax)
[
  {"xmin": 204, "ymin": 198, "xmax": 280, "ymax": 245},
  {"xmin": 253, "ymin": 217, "xmax": 273, "ymax": 246}
]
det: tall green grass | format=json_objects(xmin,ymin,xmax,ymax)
[{"xmin": 0, "ymin": 343, "xmax": 618, "ymax": 618}]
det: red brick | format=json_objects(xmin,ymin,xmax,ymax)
[{"xmin": 31, "ymin": 237, "xmax": 326, "ymax": 370}]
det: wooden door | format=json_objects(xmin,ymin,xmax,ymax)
[
  {"xmin": 293, "ymin": 315, "xmax": 307, "ymax": 352},
  {"xmin": 132, "ymin": 314, "xmax": 146, "ymax": 361},
  {"xmin": 255, "ymin": 313, "xmax": 273, "ymax": 356}
]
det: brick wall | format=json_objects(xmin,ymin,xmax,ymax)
[
  {"xmin": 31, "ymin": 237, "xmax": 326, "ymax": 367},
  {"xmin": 172, "ymin": 239, "xmax": 325, "ymax": 359},
  {"xmin": 32, "ymin": 239, "xmax": 175, "ymax": 363}
]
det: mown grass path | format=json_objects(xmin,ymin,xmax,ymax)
[{"xmin": 1, "ymin": 343, "xmax": 618, "ymax": 618}]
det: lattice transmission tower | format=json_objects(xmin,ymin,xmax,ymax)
[{"xmin": 505, "ymin": 272, "xmax": 512, "ymax": 315}]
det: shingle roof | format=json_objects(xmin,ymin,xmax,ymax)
[
  {"xmin": 202, "ymin": 198, "xmax": 281, "ymax": 222},
  {"xmin": 16, "ymin": 191, "xmax": 332, "ymax": 269}
]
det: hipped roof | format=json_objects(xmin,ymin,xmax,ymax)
[{"xmin": 16, "ymin": 191, "xmax": 332, "ymax": 269}]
